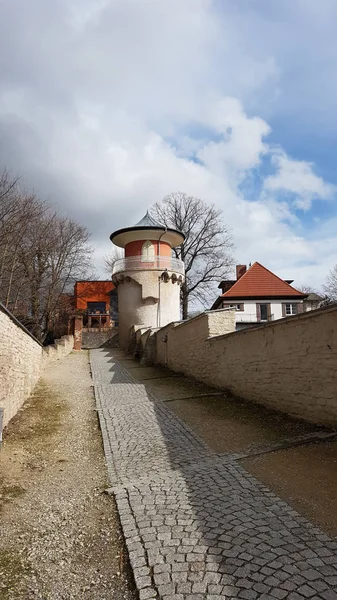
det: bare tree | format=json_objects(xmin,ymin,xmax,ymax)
[
  {"xmin": 0, "ymin": 169, "xmax": 93, "ymax": 341},
  {"xmin": 17, "ymin": 210, "xmax": 93, "ymax": 341},
  {"xmin": 323, "ymin": 265, "xmax": 337, "ymax": 302},
  {"xmin": 151, "ymin": 192, "xmax": 234, "ymax": 319},
  {"xmin": 104, "ymin": 244, "xmax": 124, "ymax": 274},
  {"xmin": 296, "ymin": 285, "xmax": 318, "ymax": 295},
  {"xmin": 1, "ymin": 193, "xmax": 48, "ymax": 311},
  {"xmin": 0, "ymin": 170, "xmax": 22, "ymax": 293}
]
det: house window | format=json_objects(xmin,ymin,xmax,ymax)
[
  {"xmin": 285, "ymin": 303, "xmax": 298, "ymax": 315},
  {"xmin": 141, "ymin": 240, "xmax": 155, "ymax": 261},
  {"xmin": 256, "ymin": 303, "xmax": 271, "ymax": 322},
  {"xmin": 260, "ymin": 304, "xmax": 268, "ymax": 321},
  {"xmin": 87, "ymin": 301, "xmax": 106, "ymax": 314},
  {"xmin": 227, "ymin": 304, "xmax": 243, "ymax": 311}
]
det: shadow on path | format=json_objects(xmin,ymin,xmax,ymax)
[{"xmin": 91, "ymin": 348, "xmax": 337, "ymax": 600}]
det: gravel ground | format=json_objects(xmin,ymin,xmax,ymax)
[
  {"xmin": 0, "ymin": 350, "xmax": 137, "ymax": 600},
  {"xmin": 242, "ymin": 439, "xmax": 337, "ymax": 537}
]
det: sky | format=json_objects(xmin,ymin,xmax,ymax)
[{"xmin": 0, "ymin": 0, "xmax": 337, "ymax": 297}]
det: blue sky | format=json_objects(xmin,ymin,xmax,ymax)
[{"xmin": 0, "ymin": 0, "xmax": 336, "ymax": 295}]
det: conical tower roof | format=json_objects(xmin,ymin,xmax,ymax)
[
  {"xmin": 110, "ymin": 210, "xmax": 185, "ymax": 248},
  {"xmin": 134, "ymin": 211, "xmax": 164, "ymax": 228}
]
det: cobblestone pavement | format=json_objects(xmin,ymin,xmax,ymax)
[{"xmin": 90, "ymin": 348, "xmax": 337, "ymax": 600}]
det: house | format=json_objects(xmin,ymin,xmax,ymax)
[
  {"xmin": 211, "ymin": 262, "xmax": 307, "ymax": 331},
  {"xmin": 74, "ymin": 280, "xmax": 118, "ymax": 328},
  {"xmin": 303, "ymin": 292, "xmax": 323, "ymax": 312}
]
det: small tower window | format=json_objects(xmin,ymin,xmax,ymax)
[{"xmin": 141, "ymin": 240, "xmax": 155, "ymax": 261}]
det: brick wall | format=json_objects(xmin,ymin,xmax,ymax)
[
  {"xmin": 154, "ymin": 305, "xmax": 337, "ymax": 426},
  {"xmin": 0, "ymin": 303, "xmax": 73, "ymax": 428}
]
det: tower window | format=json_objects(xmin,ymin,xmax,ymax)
[{"xmin": 141, "ymin": 240, "xmax": 155, "ymax": 261}]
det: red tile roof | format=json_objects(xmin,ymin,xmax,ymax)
[{"xmin": 221, "ymin": 262, "xmax": 306, "ymax": 299}]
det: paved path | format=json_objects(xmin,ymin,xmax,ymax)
[{"xmin": 91, "ymin": 348, "xmax": 337, "ymax": 600}]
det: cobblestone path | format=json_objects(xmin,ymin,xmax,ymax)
[{"xmin": 90, "ymin": 348, "xmax": 337, "ymax": 600}]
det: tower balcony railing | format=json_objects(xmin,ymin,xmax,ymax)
[{"xmin": 112, "ymin": 255, "xmax": 185, "ymax": 276}]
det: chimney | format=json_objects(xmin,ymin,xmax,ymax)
[
  {"xmin": 220, "ymin": 281, "xmax": 235, "ymax": 293},
  {"xmin": 236, "ymin": 265, "xmax": 246, "ymax": 280}
]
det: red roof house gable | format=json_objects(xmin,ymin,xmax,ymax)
[{"xmin": 221, "ymin": 262, "xmax": 306, "ymax": 299}]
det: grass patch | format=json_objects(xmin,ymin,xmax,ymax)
[
  {"xmin": 0, "ymin": 480, "xmax": 26, "ymax": 513},
  {"xmin": 0, "ymin": 550, "xmax": 32, "ymax": 599},
  {"xmin": 4, "ymin": 380, "xmax": 66, "ymax": 444},
  {"xmin": 2, "ymin": 485, "xmax": 26, "ymax": 499}
]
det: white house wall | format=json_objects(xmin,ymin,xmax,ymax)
[{"xmin": 223, "ymin": 299, "xmax": 303, "ymax": 326}]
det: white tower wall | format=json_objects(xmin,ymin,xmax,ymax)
[
  {"xmin": 110, "ymin": 211, "xmax": 185, "ymax": 350},
  {"xmin": 114, "ymin": 269, "xmax": 182, "ymax": 349}
]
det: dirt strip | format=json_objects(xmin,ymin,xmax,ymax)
[{"xmin": 0, "ymin": 350, "xmax": 136, "ymax": 600}]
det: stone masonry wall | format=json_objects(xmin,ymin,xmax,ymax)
[
  {"xmin": 0, "ymin": 303, "xmax": 73, "ymax": 428},
  {"xmin": 42, "ymin": 335, "xmax": 74, "ymax": 365},
  {"xmin": 0, "ymin": 305, "xmax": 43, "ymax": 428},
  {"xmin": 155, "ymin": 305, "xmax": 337, "ymax": 427},
  {"xmin": 81, "ymin": 329, "xmax": 117, "ymax": 349},
  {"xmin": 156, "ymin": 309, "xmax": 235, "ymax": 377}
]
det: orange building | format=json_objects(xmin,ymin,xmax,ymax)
[{"xmin": 74, "ymin": 280, "xmax": 117, "ymax": 328}]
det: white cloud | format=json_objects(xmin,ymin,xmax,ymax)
[
  {"xmin": 264, "ymin": 150, "xmax": 335, "ymax": 209},
  {"xmin": 0, "ymin": 0, "xmax": 336, "ymax": 295},
  {"xmin": 197, "ymin": 97, "xmax": 270, "ymax": 177}
]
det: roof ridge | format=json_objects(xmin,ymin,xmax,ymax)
[
  {"xmin": 221, "ymin": 261, "xmax": 305, "ymax": 298},
  {"xmin": 252, "ymin": 261, "xmax": 303, "ymax": 294}
]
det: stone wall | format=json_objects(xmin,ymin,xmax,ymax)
[
  {"xmin": 42, "ymin": 335, "xmax": 74, "ymax": 364},
  {"xmin": 140, "ymin": 328, "xmax": 158, "ymax": 366},
  {"xmin": 154, "ymin": 305, "xmax": 337, "ymax": 427},
  {"xmin": 0, "ymin": 303, "xmax": 73, "ymax": 429},
  {"xmin": 156, "ymin": 309, "xmax": 236, "ymax": 377},
  {"xmin": 0, "ymin": 304, "xmax": 43, "ymax": 428},
  {"xmin": 81, "ymin": 329, "xmax": 118, "ymax": 349}
]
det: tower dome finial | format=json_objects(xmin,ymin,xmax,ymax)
[{"xmin": 110, "ymin": 207, "xmax": 184, "ymax": 248}]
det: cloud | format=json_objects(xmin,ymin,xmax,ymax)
[
  {"xmin": 197, "ymin": 97, "xmax": 270, "ymax": 177},
  {"xmin": 0, "ymin": 0, "xmax": 336, "ymax": 296},
  {"xmin": 264, "ymin": 150, "xmax": 335, "ymax": 210}
]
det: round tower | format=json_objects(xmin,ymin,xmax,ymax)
[{"xmin": 110, "ymin": 211, "xmax": 185, "ymax": 349}]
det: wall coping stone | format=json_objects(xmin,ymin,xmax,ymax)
[
  {"xmin": 205, "ymin": 306, "xmax": 236, "ymax": 314},
  {"xmin": 172, "ymin": 315, "xmax": 206, "ymax": 329},
  {"xmin": 173, "ymin": 307, "xmax": 235, "ymax": 331},
  {"xmin": 0, "ymin": 302, "xmax": 42, "ymax": 346}
]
